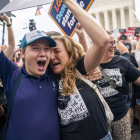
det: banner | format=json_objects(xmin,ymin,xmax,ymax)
[
  {"xmin": 119, "ymin": 27, "xmax": 140, "ymax": 41},
  {"xmin": 0, "ymin": 0, "xmax": 11, "ymax": 17},
  {"xmin": 0, "ymin": 0, "xmax": 53, "ymax": 14},
  {"xmin": 113, "ymin": 28, "xmax": 117, "ymax": 39},
  {"xmin": 48, "ymin": 0, "xmax": 95, "ymax": 36}
]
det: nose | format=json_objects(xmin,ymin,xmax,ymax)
[
  {"xmin": 110, "ymin": 43, "xmax": 116, "ymax": 47},
  {"xmin": 39, "ymin": 49, "xmax": 45, "ymax": 57},
  {"xmin": 50, "ymin": 51, "xmax": 55, "ymax": 60},
  {"xmin": 113, "ymin": 43, "xmax": 117, "ymax": 48}
]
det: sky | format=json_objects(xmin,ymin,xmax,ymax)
[
  {"xmin": 135, "ymin": 0, "xmax": 140, "ymax": 10},
  {"xmin": 0, "ymin": 2, "xmax": 60, "ymax": 48},
  {"xmin": 135, "ymin": 0, "xmax": 140, "ymax": 21},
  {"xmin": 0, "ymin": 0, "xmax": 140, "ymax": 48}
]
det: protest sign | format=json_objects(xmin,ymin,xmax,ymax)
[
  {"xmin": 0, "ymin": 0, "xmax": 11, "ymax": 17},
  {"xmin": 48, "ymin": 0, "xmax": 95, "ymax": 36},
  {"xmin": 113, "ymin": 28, "xmax": 117, "ymax": 39},
  {"xmin": 0, "ymin": 0, "xmax": 53, "ymax": 14}
]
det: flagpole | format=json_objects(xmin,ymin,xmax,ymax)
[{"xmin": 43, "ymin": 7, "xmax": 48, "ymax": 13}]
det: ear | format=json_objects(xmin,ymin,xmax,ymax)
[{"xmin": 20, "ymin": 49, "xmax": 25, "ymax": 59}]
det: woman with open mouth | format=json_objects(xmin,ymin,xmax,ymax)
[{"xmin": 50, "ymin": 0, "xmax": 111, "ymax": 140}]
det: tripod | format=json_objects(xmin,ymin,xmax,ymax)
[{"xmin": 0, "ymin": 14, "xmax": 16, "ymax": 45}]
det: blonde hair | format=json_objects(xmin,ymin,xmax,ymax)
[{"xmin": 52, "ymin": 35, "xmax": 85, "ymax": 96}]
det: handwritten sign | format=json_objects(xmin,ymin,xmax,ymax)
[{"xmin": 48, "ymin": 0, "xmax": 95, "ymax": 36}]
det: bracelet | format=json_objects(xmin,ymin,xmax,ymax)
[{"xmin": 7, "ymin": 24, "xmax": 12, "ymax": 27}]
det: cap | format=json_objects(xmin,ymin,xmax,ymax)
[{"xmin": 21, "ymin": 30, "xmax": 56, "ymax": 49}]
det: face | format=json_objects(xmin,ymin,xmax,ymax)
[
  {"xmin": 103, "ymin": 34, "xmax": 116, "ymax": 60},
  {"xmin": 21, "ymin": 39, "xmax": 51, "ymax": 78},
  {"xmin": 50, "ymin": 40, "xmax": 69, "ymax": 75}
]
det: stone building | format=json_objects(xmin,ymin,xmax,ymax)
[
  {"xmin": 89, "ymin": 0, "xmax": 140, "ymax": 31},
  {"xmin": 72, "ymin": 0, "xmax": 140, "ymax": 41}
]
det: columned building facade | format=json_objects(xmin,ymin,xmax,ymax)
[{"xmin": 89, "ymin": 0, "xmax": 140, "ymax": 32}]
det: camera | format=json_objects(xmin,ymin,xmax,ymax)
[
  {"xmin": 120, "ymin": 34, "xmax": 127, "ymax": 40},
  {"xmin": 119, "ymin": 29, "xmax": 126, "ymax": 33},
  {"xmin": 119, "ymin": 29, "xmax": 126, "ymax": 40},
  {"xmin": 29, "ymin": 19, "xmax": 36, "ymax": 31},
  {"xmin": 134, "ymin": 28, "xmax": 140, "ymax": 37}
]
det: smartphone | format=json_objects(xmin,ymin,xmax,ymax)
[
  {"xmin": 134, "ymin": 28, "xmax": 140, "ymax": 37},
  {"xmin": 119, "ymin": 29, "xmax": 126, "ymax": 33}
]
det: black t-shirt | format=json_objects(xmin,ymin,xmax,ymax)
[
  {"xmin": 122, "ymin": 52, "xmax": 138, "ymax": 68},
  {"xmin": 58, "ymin": 56, "xmax": 108, "ymax": 140},
  {"xmin": 122, "ymin": 52, "xmax": 131, "ymax": 62},
  {"xmin": 98, "ymin": 55, "xmax": 140, "ymax": 121}
]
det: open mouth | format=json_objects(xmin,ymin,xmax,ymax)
[
  {"xmin": 37, "ymin": 60, "xmax": 46, "ymax": 69},
  {"xmin": 53, "ymin": 62, "xmax": 60, "ymax": 67},
  {"xmin": 109, "ymin": 49, "xmax": 115, "ymax": 52}
]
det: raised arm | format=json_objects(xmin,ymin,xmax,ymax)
[
  {"xmin": 62, "ymin": 0, "xmax": 109, "ymax": 72},
  {"xmin": 117, "ymin": 36, "xmax": 129, "ymax": 53},
  {"xmin": 136, "ymin": 34, "xmax": 140, "ymax": 50},
  {"xmin": 0, "ymin": 13, "xmax": 15, "ymax": 60},
  {"xmin": 75, "ymin": 23, "xmax": 88, "ymax": 53}
]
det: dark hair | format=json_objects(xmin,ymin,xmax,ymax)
[
  {"xmin": 22, "ymin": 46, "xmax": 27, "ymax": 63},
  {"xmin": 45, "ymin": 31, "xmax": 62, "ymax": 37},
  {"xmin": 114, "ymin": 49, "xmax": 121, "ymax": 56}
]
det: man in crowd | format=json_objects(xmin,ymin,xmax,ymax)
[{"xmin": 0, "ymin": 30, "xmax": 60, "ymax": 140}]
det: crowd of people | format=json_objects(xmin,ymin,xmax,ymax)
[{"xmin": 0, "ymin": 0, "xmax": 140, "ymax": 140}]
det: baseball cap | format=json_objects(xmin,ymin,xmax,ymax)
[{"xmin": 21, "ymin": 30, "xmax": 56, "ymax": 49}]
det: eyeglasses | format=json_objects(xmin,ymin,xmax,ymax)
[{"xmin": 108, "ymin": 41, "xmax": 117, "ymax": 47}]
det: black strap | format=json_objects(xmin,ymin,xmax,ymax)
[
  {"xmin": 99, "ymin": 65, "xmax": 127, "ymax": 94},
  {"xmin": 0, "ymin": 72, "xmax": 22, "ymax": 140},
  {"xmin": 99, "ymin": 65, "xmax": 117, "ymax": 89},
  {"xmin": 6, "ymin": 24, "xmax": 12, "ymax": 27}
]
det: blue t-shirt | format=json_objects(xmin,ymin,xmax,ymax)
[{"xmin": 0, "ymin": 51, "xmax": 60, "ymax": 140}]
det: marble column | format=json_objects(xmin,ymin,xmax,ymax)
[
  {"xmin": 95, "ymin": 12, "xmax": 101, "ymax": 23},
  {"xmin": 120, "ymin": 7, "xmax": 126, "ymax": 29},
  {"xmin": 112, "ymin": 9, "xmax": 117, "ymax": 30},
  {"xmin": 104, "ymin": 10, "xmax": 110, "ymax": 30},
  {"xmin": 129, "ymin": 6, "xmax": 134, "ymax": 27}
]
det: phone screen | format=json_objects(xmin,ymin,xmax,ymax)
[{"xmin": 134, "ymin": 28, "xmax": 140, "ymax": 37}]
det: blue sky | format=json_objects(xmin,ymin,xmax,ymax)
[{"xmin": 0, "ymin": 0, "xmax": 140, "ymax": 48}]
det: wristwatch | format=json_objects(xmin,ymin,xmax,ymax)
[{"xmin": 7, "ymin": 24, "xmax": 12, "ymax": 27}]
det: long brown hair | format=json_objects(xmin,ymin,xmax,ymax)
[{"xmin": 52, "ymin": 35, "xmax": 85, "ymax": 96}]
